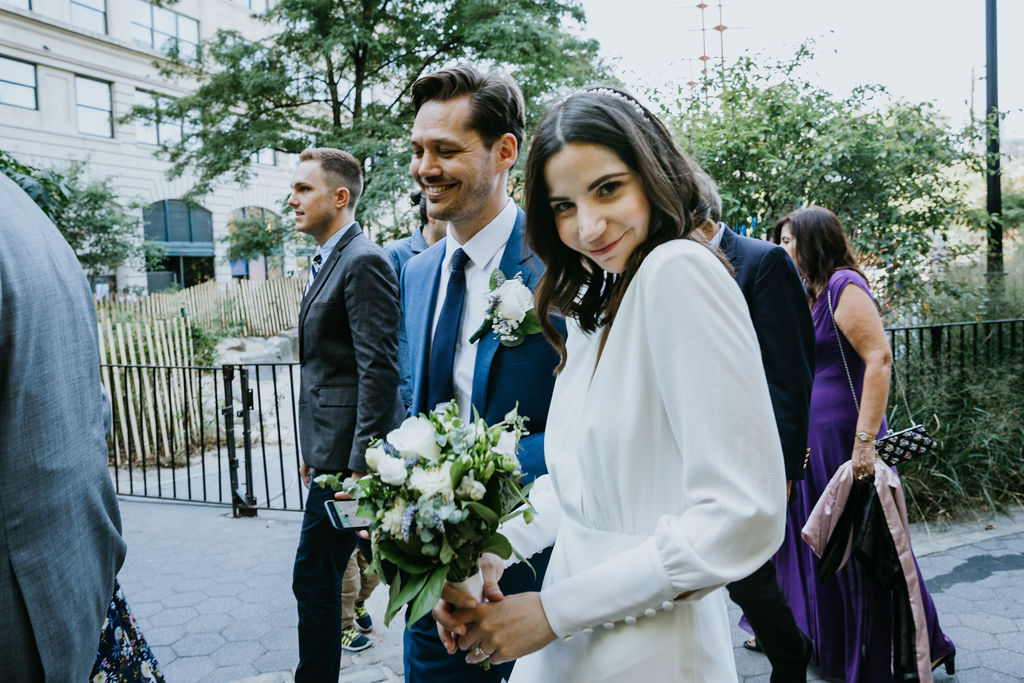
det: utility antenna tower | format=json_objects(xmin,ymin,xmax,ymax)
[{"xmin": 692, "ymin": 2, "xmax": 747, "ymax": 104}]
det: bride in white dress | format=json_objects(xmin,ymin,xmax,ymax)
[{"xmin": 433, "ymin": 88, "xmax": 788, "ymax": 681}]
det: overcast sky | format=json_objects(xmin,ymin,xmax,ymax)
[{"xmin": 579, "ymin": 0, "xmax": 1024, "ymax": 141}]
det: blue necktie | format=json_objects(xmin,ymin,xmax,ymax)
[
  {"xmin": 426, "ymin": 248, "xmax": 470, "ymax": 412},
  {"xmin": 304, "ymin": 250, "xmax": 323, "ymax": 296}
]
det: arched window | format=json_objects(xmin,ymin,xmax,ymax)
[
  {"xmin": 144, "ymin": 199, "xmax": 214, "ymax": 291},
  {"xmin": 227, "ymin": 206, "xmax": 279, "ymax": 280},
  {"xmin": 144, "ymin": 199, "xmax": 213, "ymax": 249}
]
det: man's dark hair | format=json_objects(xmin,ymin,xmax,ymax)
[
  {"xmin": 411, "ymin": 64, "xmax": 525, "ymax": 148},
  {"xmin": 409, "ymin": 190, "xmax": 428, "ymax": 226},
  {"xmin": 298, "ymin": 148, "xmax": 363, "ymax": 205}
]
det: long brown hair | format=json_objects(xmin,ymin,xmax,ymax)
[
  {"xmin": 772, "ymin": 206, "xmax": 866, "ymax": 304},
  {"xmin": 524, "ymin": 87, "xmax": 717, "ymax": 371}
]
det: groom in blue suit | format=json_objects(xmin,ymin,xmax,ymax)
[{"xmin": 401, "ymin": 64, "xmax": 561, "ymax": 682}]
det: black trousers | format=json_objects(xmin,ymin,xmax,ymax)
[
  {"xmin": 292, "ymin": 470, "xmax": 370, "ymax": 683},
  {"xmin": 726, "ymin": 559, "xmax": 810, "ymax": 683}
]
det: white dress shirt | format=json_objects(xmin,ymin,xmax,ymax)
[
  {"xmin": 430, "ymin": 198, "xmax": 517, "ymax": 418},
  {"xmin": 317, "ymin": 221, "xmax": 355, "ymax": 262}
]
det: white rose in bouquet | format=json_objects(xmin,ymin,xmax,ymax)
[
  {"xmin": 493, "ymin": 278, "xmax": 534, "ymax": 325},
  {"xmin": 377, "ymin": 454, "xmax": 409, "ymax": 486},
  {"xmin": 388, "ymin": 416, "xmax": 441, "ymax": 462},
  {"xmin": 381, "ymin": 499, "xmax": 407, "ymax": 536},
  {"xmin": 409, "ymin": 461, "xmax": 454, "ymax": 501},
  {"xmin": 455, "ymin": 471, "xmax": 487, "ymax": 501},
  {"xmin": 365, "ymin": 445, "xmax": 386, "ymax": 470},
  {"xmin": 494, "ymin": 430, "xmax": 519, "ymax": 458}
]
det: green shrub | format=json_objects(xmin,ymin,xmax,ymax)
[{"xmin": 896, "ymin": 357, "xmax": 1024, "ymax": 522}]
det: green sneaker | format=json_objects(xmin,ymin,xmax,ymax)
[
  {"xmin": 341, "ymin": 625, "xmax": 371, "ymax": 652},
  {"xmin": 354, "ymin": 601, "xmax": 373, "ymax": 632}
]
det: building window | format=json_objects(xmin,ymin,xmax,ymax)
[
  {"xmin": 9, "ymin": 0, "xmax": 32, "ymax": 10},
  {"xmin": 130, "ymin": 0, "xmax": 199, "ymax": 60},
  {"xmin": 144, "ymin": 200, "xmax": 213, "ymax": 244},
  {"xmin": 134, "ymin": 90, "xmax": 184, "ymax": 146},
  {"xmin": 253, "ymin": 148, "xmax": 277, "ymax": 166},
  {"xmin": 75, "ymin": 76, "xmax": 112, "ymax": 137},
  {"xmin": 231, "ymin": 0, "xmax": 268, "ymax": 11},
  {"xmin": 0, "ymin": 56, "xmax": 37, "ymax": 110},
  {"xmin": 70, "ymin": 0, "xmax": 106, "ymax": 34}
]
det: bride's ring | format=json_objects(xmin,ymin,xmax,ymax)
[{"xmin": 473, "ymin": 646, "xmax": 489, "ymax": 659}]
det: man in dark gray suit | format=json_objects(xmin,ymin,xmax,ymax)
[
  {"xmin": 0, "ymin": 171, "xmax": 127, "ymax": 681},
  {"xmin": 289, "ymin": 148, "xmax": 403, "ymax": 681}
]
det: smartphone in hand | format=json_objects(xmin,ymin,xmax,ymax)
[{"xmin": 324, "ymin": 499, "xmax": 372, "ymax": 531}]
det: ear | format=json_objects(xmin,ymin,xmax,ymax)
[
  {"xmin": 333, "ymin": 186, "xmax": 351, "ymax": 210},
  {"xmin": 493, "ymin": 132, "xmax": 518, "ymax": 173}
]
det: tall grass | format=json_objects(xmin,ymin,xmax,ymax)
[{"xmin": 894, "ymin": 357, "xmax": 1024, "ymax": 523}]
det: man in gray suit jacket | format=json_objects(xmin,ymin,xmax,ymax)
[
  {"xmin": 289, "ymin": 148, "xmax": 404, "ymax": 681},
  {"xmin": 0, "ymin": 172, "xmax": 127, "ymax": 681}
]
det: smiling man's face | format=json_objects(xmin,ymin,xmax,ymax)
[{"xmin": 409, "ymin": 95, "xmax": 511, "ymax": 240}]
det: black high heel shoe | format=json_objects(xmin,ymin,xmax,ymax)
[{"xmin": 932, "ymin": 650, "xmax": 955, "ymax": 675}]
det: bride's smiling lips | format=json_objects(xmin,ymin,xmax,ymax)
[{"xmin": 588, "ymin": 233, "xmax": 624, "ymax": 259}]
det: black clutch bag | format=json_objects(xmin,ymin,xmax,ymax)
[
  {"xmin": 827, "ymin": 290, "xmax": 938, "ymax": 468},
  {"xmin": 874, "ymin": 424, "xmax": 937, "ymax": 467}
]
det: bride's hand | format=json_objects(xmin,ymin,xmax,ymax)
[
  {"xmin": 456, "ymin": 592, "xmax": 557, "ymax": 665},
  {"xmin": 433, "ymin": 553, "xmax": 507, "ymax": 653}
]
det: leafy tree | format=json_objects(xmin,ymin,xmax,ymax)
[
  {"xmin": 1, "ymin": 151, "xmax": 148, "ymax": 276},
  {"xmin": 1, "ymin": 149, "xmax": 69, "ymax": 222},
  {"xmin": 132, "ymin": 0, "xmax": 605, "ymax": 232},
  {"xmin": 223, "ymin": 212, "xmax": 292, "ymax": 262},
  {"xmin": 661, "ymin": 47, "xmax": 983, "ymax": 303}
]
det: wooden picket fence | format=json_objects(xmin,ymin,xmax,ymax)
[
  {"xmin": 98, "ymin": 316, "xmax": 206, "ymax": 466},
  {"xmin": 96, "ymin": 277, "xmax": 304, "ymax": 337}
]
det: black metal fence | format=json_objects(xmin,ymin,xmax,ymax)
[
  {"xmin": 105, "ymin": 318, "xmax": 1024, "ymax": 514},
  {"xmin": 103, "ymin": 362, "xmax": 307, "ymax": 516},
  {"xmin": 887, "ymin": 318, "xmax": 1024, "ymax": 372}
]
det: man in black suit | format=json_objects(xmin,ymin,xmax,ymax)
[
  {"xmin": 290, "ymin": 148, "xmax": 404, "ymax": 682},
  {"xmin": 697, "ymin": 173, "xmax": 815, "ymax": 682}
]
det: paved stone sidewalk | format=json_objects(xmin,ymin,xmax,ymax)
[{"xmin": 116, "ymin": 498, "xmax": 1024, "ymax": 681}]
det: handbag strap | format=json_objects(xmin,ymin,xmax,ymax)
[{"xmin": 826, "ymin": 288, "xmax": 915, "ymax": 425}]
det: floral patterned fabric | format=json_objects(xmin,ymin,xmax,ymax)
[{"xmin": 90, "ymin": 580, "xmax": 164, "ymax": 682}]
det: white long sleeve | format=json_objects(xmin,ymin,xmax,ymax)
[{"xmin": 536, "ymin": 240, "xmax": 787, "ymax": 637}]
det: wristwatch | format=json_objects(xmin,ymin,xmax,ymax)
[{"xmin": 856, "ymin": 431, "xmax": 875, "ymax": 443}]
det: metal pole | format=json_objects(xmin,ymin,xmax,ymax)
[
  {"xmin": 238, "ymin": 367, "xmax": 258, "ymax": 515},
  {"xmin": 986, "ymin": 0, "xmax": 1003, "ymax": 299},
  {"xmin": 222, "ymin": 365, "xmax": 257, "ymax": 517}
]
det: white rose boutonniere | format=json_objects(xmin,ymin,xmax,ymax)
[{"xmin": 469, "ymin": 269, "xmax": 543, "ymax": 347}]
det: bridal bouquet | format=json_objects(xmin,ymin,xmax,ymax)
[{"xmin": 315, "ymin": 401, "xmax": 535, "ymax": 627}]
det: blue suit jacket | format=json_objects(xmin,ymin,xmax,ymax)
[
  {"xmin": 400, "ymin": 206, "xmax": 561, "ymax": 682},
  {"xmin": 400, "ymin": 208, "xmax": 561, "ymax": 485},
  {"xmin": 720, "ymin": 225, "xmax": 815, "ymax": 481},
  {"xmin": 385, "ymin": 227, "xmax": 429, "ymax": 408}
]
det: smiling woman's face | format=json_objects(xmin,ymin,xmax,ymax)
[{"xmin": 543, "ymin": 142, "xmax": 651, "ymax": 274}]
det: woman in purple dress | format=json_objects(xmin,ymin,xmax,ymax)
[{"xmin": 770, "ymin": 207, "xmax": 955, "ymax": 681}]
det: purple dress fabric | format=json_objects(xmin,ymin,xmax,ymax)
[{"xmin": 773, "ymin": 269, "xmax": 955, "ymax": 681}]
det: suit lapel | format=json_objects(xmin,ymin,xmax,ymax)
[
  {"xmin": 470, "ymin": 207, "xmax": 528, "ymax": 411},
  {"xmin": 408, "ymin": 242, "xmax": 445, "ymax": 414},
  {"xmin": 298, "ymin": 223, "xmax": 362, "ymax": 352}
]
